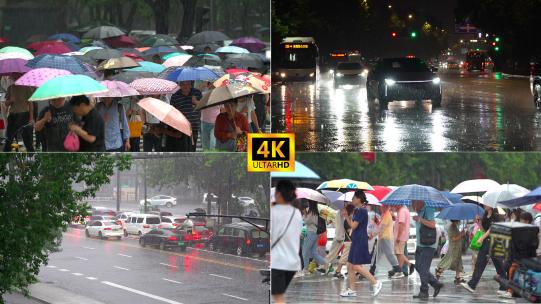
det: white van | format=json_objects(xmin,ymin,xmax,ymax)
[{"xmin": 124, "ymin": 214, "xmax": 161, "ymax": 236}]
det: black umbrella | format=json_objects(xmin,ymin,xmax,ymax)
[
  {"xmin": 85, "ymin": 49, "xmax": 122, "ymax": 60},
  {"xmin": 222, "ymin": 53, "xmax": 264, "ymax": 71},
  {"xmin": 187, "ymin": 31, "xmax": 229, "ymax": 45},
  {"xmin": 107, "ymin": 71, "xmax": 156, "ymax": 84}
]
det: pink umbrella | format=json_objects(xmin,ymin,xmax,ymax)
[
  {"xmin": 15, "ymin": 68, "xmax": 72, "ymax": 87},
  {"xmin": 92, "ymin": 80, "xmax": 140, "ymax": 98},
  {"xmin": 34, "ymin": 43, "xmax": 72, "ymax": 56},
  {"xmin": 129, "ymin": 78, "xmax": 179, "ymax": 95},
  {"xmin": 0, "ymin": 58, "xmax": 31, "ymax": 75},
  {"xmin": 163, "ymin": 54, "xmax": 192, "ymax": 68},
  {"xmin": 138, "ymin": 97, "xmax": 191, "ymax": 136}
]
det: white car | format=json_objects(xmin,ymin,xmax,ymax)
[
  {"xmin": 115, "ymin": 212, "xmax": 134, "ymax": 228},
  {"xmin": 139, "ymin": 195, "xmax": 177, "ymax": 208},
  {"xmin": 85, "ymin": 220, "xmax": 123, "ymax": 239},
  {"xmin": 159, "ymin": 216, "xmax": 186, "ymax": 229},
  {"xmin": 237, "ymin": 196, "xmax": 256, "ymax": 208},
  {"xmin": 124, "ymin": 214, "xmax": 161, "ymax": 236},
  {"xmin": 333, "ymin": 61, "xmax": 367, "ymax": 88}
]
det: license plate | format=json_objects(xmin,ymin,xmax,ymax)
[
  {"xmin": 256, "ymin": 244, "xmax": 264, "ymax": 248},
  {"xmin": 178, "ymin": 242, "xmax": 184, "ymax": 246}
]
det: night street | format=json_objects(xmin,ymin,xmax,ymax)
[
  {"xmin": 37, "ymin": 228, "xmax": 269, "ymax": 304},
  {"xmin": 272, "ymin": 70, "xmax": 541, "ymax": 152}
]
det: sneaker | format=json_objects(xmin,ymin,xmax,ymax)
[
  {"xmin": 316, "ymin": 267, "xmax": 326, "ymax": 274},
  {"xmin": 373, "ymin": 281, "xmax": 383, "ymax": 297},
  {"xmin": 498, "ymin": 291, "xmax": 513, "ymax": 299},
  {"xmin": 333, "ymin": 272, "xmax": 345, "ymax": 279},
  {"xmin": 388, "ymin": 270, "xmax": 395, "ymax": 278},
  {"xmin": 340, "ymin": 288, "xmax": 357, "ymax": 297},
  {"xmin": 409, "ymin": 263, "xmax": 415, "ymax": 275},
  {"xmin": 391, "ymin": 272, "xmax": 405, "ymax": 279},
  {"xmin": 294, "ymin": 270, "xmax": 306, "ymax": 278},
  {"xmin": 496, "ymin": 290, "xmax": 508, "ymax": 296},
  {"xmin": 433, "ymin": 282, "xmax": 444, "ymax": 297},
  {"xmin": 460, "ymin": 282, "xmax": 475, "ymax": 293}
]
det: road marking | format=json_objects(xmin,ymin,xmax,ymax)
[
  {"xmin": 46, "ymin": 265, "xmax": 56, "ymax": 269},
  {"xmin": 222, "ymin": 293, "xmax": 248, "ymax": 301},
  {"xmin": 117, "ymin": 253, "xmax": 132, "ymax": 258},
  {"xmin": 159, "ymin": 263, "xmax": 177, "ymax": 268},
  {"xmin": 86, "ymin": 277, "xmax": 97, "ymax": 280},
  {"xmin": 72, "ymin": 273, "xmax": 83, "ymax": 276},
  {"xmin": 162, "ymin": 278, "xmax": 183, "ymax": 284},
  {"xmin": 82, "ymin": 246, "xmax": 95, "ymax": 250},
  {"xmin": 101, "ymin": 281, "xmax": 183, "ymax": 304},
  {"xmin": 75, "ymin": 256, "xmax": 88, "ymax": 261},
  {"xmin": 59, "ymin": 269, "xmax": 69, "ymax": 272},
  {"xmin": 209, "ymin": 274, "xmax": 232, "ymax": 280},
  {"xmin": 113, "ymin": 266, "xmax": 129, "ymax": 271}
]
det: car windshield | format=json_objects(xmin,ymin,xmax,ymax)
[
  {"xmin": 146, "ymin": 217, "xmax": 160, "ymax": 224},
  {"xmin": 337, "ymin": 62, "xmax": 362, "ymax": 70},
  {"xmin": 252, "ymin": 230, "xmax": 270, "ymax": 238},
  {"xmin": 381, "ymin": 59, "xmax": 430, "ymax": 72}
]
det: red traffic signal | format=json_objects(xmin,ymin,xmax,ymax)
[
  {"xmin": 391, "ymin": 32, "xmax": 397, "ymax": 38},
  {"xmin": 491, "ymin": 42, "xmax": 496, "ymax": 46}
]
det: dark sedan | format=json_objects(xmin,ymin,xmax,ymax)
[
  {"xmin": 366, "ymin": 57, "xmax": 442, "ymax": 108},
  {"xmin": 139, "ymin": 228, "xmax": 187, "ymax": 251}
]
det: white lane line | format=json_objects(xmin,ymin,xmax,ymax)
[
  {"xmin": 46, "ymin": 265, "xmax": 57, "ymax": 269},
  {"xmin": 209, "ymin": 274, "xmax": 232, "ymax": 280},
  {"xmin": 117, "ymin": 253, "xmax": 132, "ymax": 258},
  {"xmin": 86, "ymin": 277, "xmax": 97, "ymax": 280},
  {"xmin": 82, "ymin": 246, "xmax": 95, "ymax": 250},
  {"xmin": 101, "ymin": 281, "xmax": 183, "ymax": 304},
  {"xmin": 162, "ymin": 278, "xmax": 183, "ymax": 284},
  {"xmin": 159, "ymin": 263, "xmax": 177, "ymax": 268},
  {"xmin": 58, "ymin": 269, "xmax": 69, "ymax": 272},
  {"xmin": 75, "ymin": 256, "xmax": 88, "ymax": 261},
  {"xmin": 72, "ymin": 273, "xmax": 83, "ymax": 276},
  {"xmin": 113, "ymin": 266, "xmax": 130, "ymax": 271},
  {"xmin": 222, "ymin": 293, "xmax": 248, "ymax": 301}
]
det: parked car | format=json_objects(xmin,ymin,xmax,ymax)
[
  {"xmin": 124, "ymin": 214, "xmax": 161, "ymax": 236},
  {"xmin": 139, "ymin": 228, "xmax": 186, "ymax": 251},
  {"xmin": 177, "ymin": 223, "xmax": 213, "ymax": 245},
  {"xmin": 115, "ymin": 212, "xmax": 134, "ymax": 228},
  {"xmin": 237, "ymin": 196, "xmax": 256, "ymax": 208},
  {"xmin": 90, "ymin": 215, "xmax": 116, "ymax": 222},
  {"xmin": 207, "ymin": 222, "xmax": 269, "ymax": 257},
  {"xmin": 85, "ymin": 220, "xmax": 123, "ymax": 240},
  {"xmin": 159, "ymin": 216, "xmax": 186, "ymax": 229},
  {"xmin": 139, "ymin": 195, "xmax": 177, "ymax": 208}
]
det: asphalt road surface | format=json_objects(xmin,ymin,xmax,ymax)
[
  {"xmin": 272, "ymin": 70, "xmax": 541, "ymax": 152},
  {"xmin": 37, "ymin": 228, "xmax": 269, "ymax": 304}
]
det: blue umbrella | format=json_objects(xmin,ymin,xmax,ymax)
[
  {"xmin": 48, "ymin": 33, "xmax": 80, "ymax": 44},
  {"xmin": 142, "ymin": 46, "xmax": 177, "ymax": 57},
  {"xmin": 441, "ymin": 191, "xmax": 463, "ymax": 205},
  {"xmin": 165, "ymin": 67, "xmax": 219, "ymax": 82},
  {"xmin": 380, "ymin": 184, "xmax": 453, "ymax": 208},
  {"xmin": 499, "ymin": 186, "xmax": 541, "ymax": 207},
  {"xmin": 271, "ymin": 161, "xmax": 320, "ymax": 180},
  {"xmin": 437, "ymin": 203, "xmax": 484, "ymax": 220},
  {"xmin": 26, "ymin": 54, "xmax": 95, "ymax": 75},
  {"xmin": 126, "ymin": 61, "xmax": 165, "ymax": 73}
]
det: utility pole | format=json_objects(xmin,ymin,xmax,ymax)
[
  {"xmin": 143, "ymin": 158, "xmax": 148, "ymax": 214},
  {"xmin": 116, "ymin": 166, "xmax": 121, "ymax": 212}
]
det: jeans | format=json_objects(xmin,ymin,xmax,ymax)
[
  {"xmin": 468, "ymin": 238, "xmax": 506, "ymax": 290},
  {"xmin": 302, "ymin": 231, "xmax": 326, "ymax": 270},
  {"xmin": 415, "ymin": 246, "xmax": 439, "ymax": 293},
  {"xmin": 143, "ymin": 133, "xmax": 162, "ymax": 152},
  {"xmin": 4, "ymin": 112, "xmax": 34, "ymax": 152},
  {"xmin": 200, "ymin": 121, "xmax": 215, "ymax": 150}
]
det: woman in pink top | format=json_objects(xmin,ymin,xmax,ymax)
[{"xmin": 393, "ymin": 205, "xmax": 415, "ymax": 276}]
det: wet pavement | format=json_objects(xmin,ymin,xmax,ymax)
[
  {"xmin": 37, "ymin": 228, "xmax": 269, "ymax": 304},
  {"xmin": 282, "ymin": 254, "xmax": 527, "ymax": 303},
  {"xmin": 272, "ymin": 70, "xmax": 541, "ymax": 151}
]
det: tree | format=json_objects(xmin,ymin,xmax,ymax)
[
  {"xmin": 177, "ymin": 0, "xmax": 198, "ymax": 43},
  {"xmin": 144, "ymin": 0, "xmax": 171, "ymax": 34},
  {"xmin": 0, "ymin": 154, "xmax": 131, "ymax": 302}
]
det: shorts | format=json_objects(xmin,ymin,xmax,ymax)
[
  {"xmin": 394, "ymin": 241, "xmax": 406, "ymax": 254},
  {"xmin": 271, "ymin": 269, "xmax": 296, "ymax": 295},
  {"xmin": 338, "ymin": 242, "xmax": 351, "ymax": 264}
]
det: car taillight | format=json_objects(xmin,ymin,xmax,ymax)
[
  {"xmin": 104, "ymin": 228, "xmax": 112, "ymax": 231},
  {"xmin": 173, "ymin": 223, "xmax": 178, "ymax": 227},
  {"xmin": 143, "ymin": 225, "xmax": 150, "ymax": 228},
  {"xmin": 168, "ymin": 236, "xmax": 177, "ymax": 241},
  {"xmin": 246, "ymin": 239, "xmax": 251, "ymax": 245}
]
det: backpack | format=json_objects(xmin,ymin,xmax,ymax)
[{"xmin": 317, "ymin": 216, "xmax": 327, "ymax": 235}]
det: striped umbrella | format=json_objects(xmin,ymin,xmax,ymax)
[
  {"xmin": 129, "ymin": 78, "xmax": 179, "ymax": 95},
  {"xmin": 380, "ymin": 184, "xmax": 453, "ymax": 208}
]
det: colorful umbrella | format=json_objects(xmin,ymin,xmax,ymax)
[
  {"xmin": 127, "ymin": 61, "xmax": 165, "ymax": 73},
  {"xmin": 79, "ymin": 46, "xmax": 103, "ymax": 54},
  {"xmin": 97, "ymin": 57, "xmax": 140, "ymax": 70},
  {"xmin": 122, "ymin": 52, "xmax": 144, "ymax": 62},
  {"xmin": 231, "ymin": 37, "xmax": 266, "ymax": 53},
  {"xmin": 0, "ymin": 46, "xmax": 34, "ymax": 59},
  {"xmin": 26, "ymin": 54, "xmax": 95, "ymax": 75},
  {"xmin": 29, "ymin": 75, "xmax": 107, "ymax": 101},
  {"xmin": 162, "ymin": 54, "xmax": 193, "ymax": 68},
  {"xmin": 441, "ymin": 191, "xmax": 464, "ymax": 205},
  {"xmin": 451, "ymin": 179, "xmax": 500, "ymax": 194},
  {"xmin": 366, "ymin": 186, "xmax": 393, "ymax": 201},
  {"xmin": 48, "ymin": 33, "xmax": 80, "ymax": 44},
  {"xmin": 270, "ymin": 187, "xmax": 330, "ymax": 205},
  {"xmin": 14, "ymin": 68, "xmax": 72, "ymax": 87},
  {"xmin": 35, "ymin": 43, "xmax": 72, "ymax": 56},
  {"xmin": 195, "ymin": 82, "xmax": 261, "ymax": 110},
  {"xmin": 317, "ymin": 179, "xmax": 374, "ymax": 192},
  {"xmin": 481, "ymin": 184, "xmax": 530, "ymax": 208},
  {"xmin": 92, "ymin": 80, "xmax": 140, "ymax": 98},
  {"xmin": 0, "ymin": 59, "xmax": 31, "ymax": 75},
  {"xmin": 437, "ymin": 203, "xmax": 485, "ymax": 220},
  {"xmin": 216, "ymin": 46, "xmax": 250, "ymax": 54},
  {"xmin": 187, "ymin": 31, "xmax": 229, "ymax": 45},
  {"xmin": 83, "ymin": 26, "xmax": 125, "ymax": 39},
  {"xmin": 138, "ymin": 97, "xmax": 191, "ymax": 136},
  {"xmin": 213, "ymin": 72, "xmax": 270, "ymax": 94},
  {"xmin": 162, "ymin": 52, "xmax": 185, "ymax": 60},
  {"xmin": 130, "ymin": 78, "xmax": 179, "ymax": 95},
  {"xmin": 103, "ymin": 35, "xmax": 137, "ymax": 48},
  {"xmin": 166, "ymin": 67, "xmax": 219, "ymax": 82},
  {"xmin": 380, "ymin": 184, "xmax": 453, "ymax": 208},
  {"xmin": 333, "ymin": 192, "xmax": 382, "ymax": 209}
]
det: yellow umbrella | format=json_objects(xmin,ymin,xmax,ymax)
[{"xmin": 317, "ymin": 179, "xmax": 374, "ymax": 192}]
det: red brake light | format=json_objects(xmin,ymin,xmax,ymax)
[
  {"xmin": 246, "ymin": 239, "xmax": 251, "ymax": 245},
  {"xmin": 104, "ymin": 227, "xmax": 112, "ymax": 231},
  {"xmin": 143, "ymin": 224, "xmax": 150, "ymax": 228},
  {"xmin": 173, "ymin": 223, "xmax": 178, "ymax": 227},
  {"xmin": 168, "ymin": 236, "xmax": 177, "ymax": 241}
]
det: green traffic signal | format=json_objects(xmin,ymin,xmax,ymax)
[
  {"xmin": 494, "ymin": 46, "xmax": 500, "ymax": 51},
  {"xmin": 411, "ymin": 31, "xmax": 417, "ymax": 38},
  {"xmin": 495, "ymin": 37, "xmax": 500, "ymax": 42}
]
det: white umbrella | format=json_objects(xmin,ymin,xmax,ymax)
[
  {"xmin": 329, "ymin": 192, "xmax": 381, "ymax": 210},
  {"xmin": 481, "ymin": 184, "xmax": 530, "ymax": 208},
  {"xmin": 451, "ymin": 179, "xmax": 500, "ymax": 194},
  {"xmin": 270, "ymin": 187, "xmax": 330, "ymax": 205}
]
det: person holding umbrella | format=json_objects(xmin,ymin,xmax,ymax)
[
  {"xmin": 96, "ymin": 97, "xmax": 130, "ymax": 152},
  {"xmin": 435, "ymin": 220, "xmax": 466, "ymax": 283},
  {"xmin": 69, "ymin": 95, "xmax": 105, "ymax": 152},
  {"xmin": 214, "ymin": 99, "xmax": 249, "ymax": 152},
  {"xmin": 34, "ymin": 97, "xmax": 74, "ymax": 152},
  {"xmin": 340, "ymin": 190, "xmax": 382, "ymax": 298},
  {"xmin": 168, "ymin": 81, "xmax": 202, "ymax": 152},
  {"xmin": 3, "ymin": 73, "xmax": 34, "ymax": 152}
]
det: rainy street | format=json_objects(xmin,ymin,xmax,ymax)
[
  {"xmin": 38, "ymin": 228, "xmax": 269, "ymax": 304},
  {"xmin": 271, "ymin": 70, "xmax": 541, "ymax": 152}
]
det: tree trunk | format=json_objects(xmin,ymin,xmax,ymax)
[
  {"xmin": 177, "ymin": 0, "xmax": 198, "ymax": 43},
  {"xmin": 146, "ymin": 0, "xmax": 170, "ymax": 34},
  {"xmin": 125, "ymin": 2, "xmax": 139, "ymax": 31}
]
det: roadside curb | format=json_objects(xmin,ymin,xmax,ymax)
[
  {"xmin": 501, "ymin": 73, "xmax": 530, "ymax": 79},
  {"xmin": 19, "ymin": 282, "xmax": 105, "ymax": 304}
]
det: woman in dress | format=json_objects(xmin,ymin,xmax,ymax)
[
  {"xmin": 435, "ymin": 220, "xmax": 465, "ymax": 284},
  {"xmin": 340, "ymin": 190, "xmax": 382, "ymax": 298}
]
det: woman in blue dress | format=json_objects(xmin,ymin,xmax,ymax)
[{"xmin": 340, "ymin": 190, "xmax": 383, "ymax": 298}]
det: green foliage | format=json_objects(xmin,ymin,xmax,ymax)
[{"xmin": 0, "ymin": 154, "xmax": 131, "ymax": 299}]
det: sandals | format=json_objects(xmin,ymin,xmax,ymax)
[
  {"xmin": 454, "ymin": 277, "xmax": 466, "ymax": 284},
  {"xmin": 435, "ymin": 267, "xmax": 444, "ymax": 280}
]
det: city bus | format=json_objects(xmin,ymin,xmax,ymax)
[{"xmin": 274, "ymin": 37, "xmax": 319, "ymax": 83}]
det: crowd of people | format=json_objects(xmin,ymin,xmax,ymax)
[{"xmin": 270, "ymin": 180, "xmax": 541, "ymax": 303}]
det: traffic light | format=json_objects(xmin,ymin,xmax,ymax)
[
  {"xmin": 494, "ymin": 46, "xmax": 500, "ymax": 51},
  {"xmin": 391, "ymin": 32, "xmax": 397, "ymax": 38},
  {"xmin": 495, "ymin": 37, "xmax": 500, "ymax": 42},
  {"xmin": 491, "ymin": 42, "xmax": 496, "ymax": 46},
  {"xmin": 410, "ymin": 31, "xmax": 417, "ymax": 38}
]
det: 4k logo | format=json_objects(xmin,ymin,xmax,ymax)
[{"xmin": 247, "ymin": 134, "xmax": 295, "ymax": 172}]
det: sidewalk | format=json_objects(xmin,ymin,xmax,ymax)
[{"xmin": 4, "ymin": 283, "xmax": 105, "ymax": 304}]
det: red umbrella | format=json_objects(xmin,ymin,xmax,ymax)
[
  {"xmin": 366, "ymin": 186, "xmax": 393, "ymax": 201},
  {"xmin": 122, "ymin": 52, "xmax": 144, "ymax": 62},
  {"xmin": 34, "ymin": 43, "xmax": 72, "ymax": 56},
  {"xmin": 104, "ymin": 35, "xmax": 137, "ymax": 48},
  {"xmin": 27, "ymin": 40, "xmax": 63, "ymax": 51}
]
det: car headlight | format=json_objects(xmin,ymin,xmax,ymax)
[
  {"xmin": 432, "ymin": 77, "xmax": 441, "ymax": 84},
  {"xmin": 309, "ymin": 72, "xmax": 315, "ymax": 77},
  {"xmin": 385, "ymin": 78, "xmax": 396, "ymax": 85},
  {"xmin": 280, "ymin": 73, "xmax": 286, "ymax": 78},
  {"xmin": 362, "ymin": 69, "xmax": 369, "ymax": 76},
  {"xmin": 336, "ymin": 73, "xmax": 343, "ymax": 77},
  {"xmin": 329, "ymin": 69, "xmax": 334, "ymax": 74}
]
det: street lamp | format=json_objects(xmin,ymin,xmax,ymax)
[
  {"xmin": 408, "ymin": 14, "xmax": 413, "ymax": 19},
  {"xmin": 388, "ymin": 4, "xmax": 392, "ymax": 8}
]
